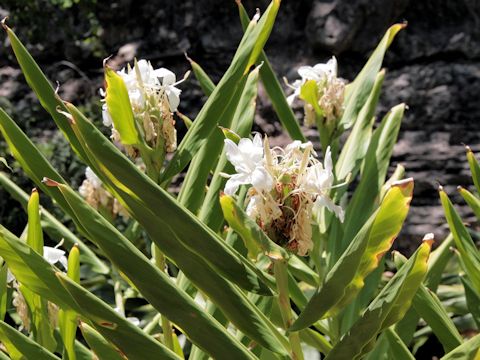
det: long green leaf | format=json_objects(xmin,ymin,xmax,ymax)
[
  {"xmin": 440, "ymin": 188, "xmax": 480, "ymax": 294},
  {"xmin": 187, "ymin": 57, "xmax": 215, "ymax": 96},
  {"xmin": 413, "ymin": 284, "xmax": 463, "ymax": 352},
  {"xmin": 384, "ymin": 328, "xmax": 415, "ymax": 360},
  {"xmin": 0, "ymin": 320, "xmax": 60, "ymax": 360},
  {"xmin": 238, "ymin": 3, "xmax": 305, "ymax": 141},
  {"xmin": 441, "ymin": 333, "xmax": 480, "ymax": 360},
  {"xmin": 160, "ymin": 0, "xmax": 280, "ymax": 183},
  {"xmin": 325, "ymin": 239, "xmax": 432, "ymax": 360},
  {"xmin": 340, "ymin": 103, "xmax": 405, "ymax": 252},
  {"xmin": 23, "ymin": 189, "xmax": 56, "ymax": 351},
  {"xmin": 2, "ymin": 21, "xmax": 87, "ymax": 162},
  {"xmin": 59, "ymin": 245, "xmax": 80, "ymax": 360},
  {"xmin": 394, "ymin": 233, "xmax": 455, "ymax": 345},
  {"xmin": 335, "ymin": 69, "xmax": 385, "ymax": 180},
  {"xmin": 0, "ymin": 264, "xmax": 7, "ymax": 321},
  {"xmin": 80, "ymin": 323, "xmax": 125, "ymax": 360},
  {"xmin": 338, "ymin": 23, "xmax": 405, "ymax": 130},
  {"xmin": 80, "ymin": 322, "xmax": 125, "ymax": 360},
  {"xmin": 290, "ymin": 178, "xmax": 413, "ymax": 331},
  {"xmin": 461, "ymin": 276, "xmax": 480, "ymax": 329},
  {"xmin": 458, "ymin": 186, "xmax": 480, "ymax": 220},
  {"xmin": 466, "ymin": 145, "xmax": 480, "ymax": 194}
]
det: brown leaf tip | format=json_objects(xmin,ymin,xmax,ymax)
[
  {"xmin": 184, "ymin": 52, "xmax": 193, "ymax": 64},
  {"xmin": 42, "ymin": 177, "xmax": 60, "ymax": 187},
  {"xmin": 1, "ymin": 17, "xmax": 8, "ymax": 30},
  {"xmin": 391, "ymin": 177, "xmax": 413, "ymax": 187},
  {"xmin": 56, "ymin": 106, "xmax": 75, "ymax": 125},
  {"xmin": 103, "ymin": 55, "xmax": 113, "ymax": 69}
]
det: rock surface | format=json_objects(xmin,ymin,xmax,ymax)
[{"xmin": 0, "ymin": 0, "xmax": 479, "ymax": 251}]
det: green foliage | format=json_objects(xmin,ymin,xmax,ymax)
[{"xmin": 0, "ymin": 3, "xmax": 478, "ymax": 359}]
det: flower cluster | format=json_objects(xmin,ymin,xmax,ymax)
[
  {"xmin": 102, "ymin": 59, "xmax": 186, "ymax": 157},
  {"xmin": 224, "ymin": 134, "xmax": 344, "ymax": 256},
  {"xmin": 79, "ymin": 167, "xmax": 129, "ymax": 219},
  {"xmin": 287, "ymin": 57, "xmax": 345, "ymax": 127}
]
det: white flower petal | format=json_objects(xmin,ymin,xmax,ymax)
[
  {"xmin": 59, "ymin": 256, "xmax": 68, "ymax": 270},
  {"xmin": 224, "ymin": 173, "xmax": 249, "ymax": 195},
  {"xmin": 154, "ymin": 68, "xmax": 176, "ymax": 86},
  {"xmin": 43, "ymin": 246, "xmax": 66, "ymax": 265},
  {"xmin": 127, "ymin": 317, "xmax": 140, "ymax": 326},
  {"xmin": 251, "ymin": 166, "xmax": 274, "ymax": 192},
  {"xmin": 252, "ymin": 133, "xmax": 263, "ymax": 148},
  {"xmin": 102, "ymin": 104, "xmax": 113, "ymax": 127},
  {"xmin": 324, "ymin": 146, "xmax": 333, "ymax": 174},
  {"xmin": 6, "ymin": 269, "xmax": 15, "ymax": 283},
  {"xmin": 85, "ymin": 167, "xmax": 102, "ymax": 189},
  {"xmin": 166, "ymin": 86, "xmax": 181, "ymax": 112},
  {"xmin": 224, "ymin": 139, "xmax": 243, "ymax": 169},
  {"xmin": 287, "ymin": 93, "xmax": 296, "ymax": 106},
  {"xmin": 298, "ymin": 66, "xmax": 321, "ymax": 82},
  {"xmin": 314, "ymin": 196, "xmax": 344, "ymax": 223}
]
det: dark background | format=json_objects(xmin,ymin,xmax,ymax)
[{"xmin": 0, "ymin": 0, "xmax": 479, "ymax": 252}]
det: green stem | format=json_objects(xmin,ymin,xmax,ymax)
[
  {"xmin": 113, "ymin": 272, "xmax": 124, "ymax": 316},
  {"xmin": 273, "ymin": 260, "xmax": 304, "ymax": 360},
  {"xmin": 143, "ymin": 313, "xmax": 162, "ymax": 335},
  {"xmin": 153, "ymin": 246, "xmax": 175, "ymax": 351}
]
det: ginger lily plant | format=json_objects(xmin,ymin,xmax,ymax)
[{"xmin": 0, "ymin": 2, "xmax": 478, "ymax": 360}]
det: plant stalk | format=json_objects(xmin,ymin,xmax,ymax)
[
  {"xmin": 273, "ymin": 259, "xmax": 304, "ymax": 360},
  {"xmin": 154, "ymin": 246, "xmax": 175, "ymax": 351}
]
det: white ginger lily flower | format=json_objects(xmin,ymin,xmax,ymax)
[
  {"xmin": 7, "ymin": 244, "xmax": 67, "ymax": 283},
  {"xmin": 301, "ymin": 147, "xmax": 344, "ymax": 222},
  {"xmin": 101, "ymin": 59, "xmax": 186, "ymax": 155},
  {"xmin": 286, "ymin": 57, "xmax": 338, "ymax": 105},
  {"xmin": 118, "ymin": 59, "xmax": 184, "ymax": 112},
  {"xmin": 153, "ymin": 68, "xmax": 182, "ymax": 112},
  {"xmin": 223, "ymin": 134, "xmax": 274, "ymax": 195},
  {"xmin": 297, "ymin": 57, "xmax": 337, "ymax": 83}
]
